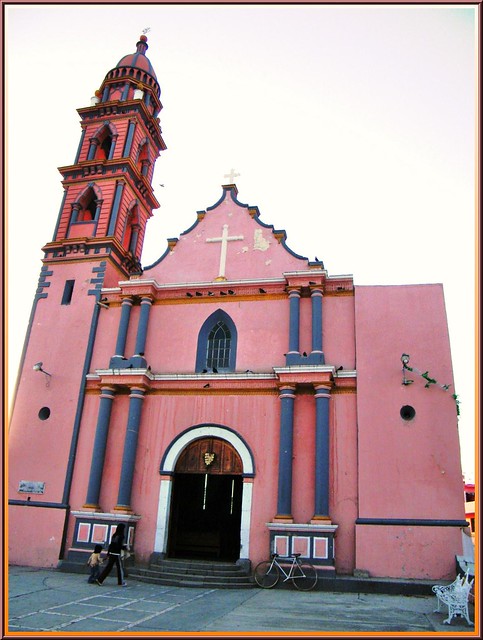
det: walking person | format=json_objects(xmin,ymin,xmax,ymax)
[
  {"xmin": 96, "ymin": 523, "xmax": 128, "ymax": 586},
  {"xmin": 86, "ymin": 544, "xmax": 104, "ymax": 583}
]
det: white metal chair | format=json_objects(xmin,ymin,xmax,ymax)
[{"xmin": 432, "ymin": 570, "xmax": 474, "ymax": 626}]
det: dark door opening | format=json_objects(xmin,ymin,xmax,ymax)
[{"xmin": 168, "ymin": 472, "xmax": 243, "ymax": 561}]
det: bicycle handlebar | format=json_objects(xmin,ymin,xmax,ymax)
[{"xmin": 271, "ymin": 553, "xmax": 301, "ymax": 559}]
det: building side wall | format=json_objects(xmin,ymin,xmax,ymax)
[
  {"xmin": 355, "ymin": 525, "xmax": 462, "ymax": 580},
  {"xmin": 8, "ymin": 506, "xmax": 67, "ymax": 568},
  {"xmin": 354, "ymin": 284, "xmax": 465, "ymax": 578}
]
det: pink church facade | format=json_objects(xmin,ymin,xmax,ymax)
[{"xmin": 8, "ymin": 36, "xmax": 466, "ymax": 581}]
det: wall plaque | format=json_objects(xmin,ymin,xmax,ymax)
[{"xmin": 18, "ymin": 481, "xmax": 45, "ymax": 494}]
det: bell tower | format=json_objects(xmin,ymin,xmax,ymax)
[
  {"xmin": 8, "ymin": 36, "xmax": 165, "ymax": 567},
  {"xmin": 46, "ymin": 33, "xmax": 165, "ymax": 280}
]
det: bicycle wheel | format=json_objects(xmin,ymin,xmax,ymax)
[
  {"xmin": 292, "ymin": 562, "xmax": 318, "ymax": 591},
  {"xmin": 254, "ymin": 560, "xmax": 280, "ymax": 588}
]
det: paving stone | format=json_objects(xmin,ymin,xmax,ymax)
[{"xmin": 6, "ymin": 566, "xmax": 475, "ymax": 634}]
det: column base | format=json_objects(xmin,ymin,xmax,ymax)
[
  {"xmin": 273, "ymin": 515, "xmax": 294, "ymax": 523},
  {"xmin": 311, "ymin": 515, "xmax": 332, "ymax": 524},
  {"xmin": 113, "ymin": 505, "xmax": 134, "ymax": 514},
  {"xmin": 81, "ymin": 503, "xmax": 102, "ymax": 512}
]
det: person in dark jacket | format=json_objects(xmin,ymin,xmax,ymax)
[{"xmin": 96, "ymin": 523, "xmax": 127, "ymax": 586}]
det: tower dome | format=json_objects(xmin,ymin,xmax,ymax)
[
  {"xmin": 115, "ymin": 35, "xmax": 158, "ymax": 81},
  {"xmin": 100, "ymin": 35, "xmax": 161, "ymax": 103}
]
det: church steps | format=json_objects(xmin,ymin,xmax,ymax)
[{"xmin": 128, "ymin": 559, "xmax": 254, "ymax": 589}]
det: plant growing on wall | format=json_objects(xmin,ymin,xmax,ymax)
[{"xmin": 401, "ymin": 354, "xmax": 460, "ymax": 416}]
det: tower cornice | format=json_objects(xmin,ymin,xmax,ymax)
[
  {"xmin": 58, "ymin": 160, "xmax": 160, "ymax": 211},
  {"xmin": 41, "ymin": 235, "xmax": 143, "ymax": 276},
  {"xmin": 77, "ymin": 100, "xmax": 166, "ymax": 151}
]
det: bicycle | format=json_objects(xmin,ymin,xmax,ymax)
[{"xmin": 253, "ymin": 553, "xmax": 318, "ymax": 591}]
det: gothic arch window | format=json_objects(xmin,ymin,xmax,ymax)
[
  {"xmin": 195, "ymin": 310, "xmax": 237, "ymax": 373},
  {"xmin": 76, "ymin": 186, "xmax": 98, "ymax": 222},
  {"xmin": 90, "ymin": 123, "xmax": 118, "ymax": 161},
  {"xmin": 95, "ymin": 128, "xmax": 113, "ymax": 160}
]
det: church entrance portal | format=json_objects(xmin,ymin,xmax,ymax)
[{"xmin": 167, "ymin": 437, "xmax": 243, "ymax": 561}]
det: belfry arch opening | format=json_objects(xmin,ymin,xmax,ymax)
[
  {"xmin": 167, "ymin": 437, "xmax": 243, "ymax": 562},
  {"xmin": 77, "ymin": 187, "xmax": 98, "ymax": 222}
]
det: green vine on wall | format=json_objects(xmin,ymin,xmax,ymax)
[{"xmin": 401, "ymin": 354, "xmax": 460, "ymax": 417}]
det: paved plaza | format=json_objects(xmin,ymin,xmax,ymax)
[{"xmin": 6, "ymin": 566, "xmax": 477, "ymax": 636}]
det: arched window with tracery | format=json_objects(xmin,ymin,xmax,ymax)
[{"xmin": 195, "ymin": 310, "xmax": 237, "ymax": 373}]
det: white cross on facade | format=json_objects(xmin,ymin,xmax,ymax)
[
  {"xmin": 206, "ymin": 224, "xmax": 244, "ymax": 280},
  {"xmin": 224, "ymin": 168, "xmax": 240, "ymax": 182}
]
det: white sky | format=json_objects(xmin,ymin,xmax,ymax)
[{"xmin": 5, "ymin": 3, "xmax": 477, "ymax": 480}]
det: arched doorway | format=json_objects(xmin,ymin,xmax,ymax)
[{"xmin": 167, "ymin": 437, "xmax": 243, "ymax": 561}]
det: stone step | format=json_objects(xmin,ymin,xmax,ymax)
[
  {"xmin": 128, "ymin": 558, "xmax": 255, "ymax": 589},
  {"xmin": 150, "ymin": 563, "xmax": 245, "ymax": 576},
  {"xmin": 128, "ymin": 574, "xmax": 255, "ymax": 589},
  {"xmin": 153, "ymin": 558, "xmax": 243, "ymax": 571}
]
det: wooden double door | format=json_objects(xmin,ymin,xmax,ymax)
[{"xmin": 167, "ymin": 437, "xmax": 243, "ymax": 561}]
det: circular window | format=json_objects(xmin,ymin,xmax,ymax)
[
  {"xmin": 38, "ymin": 407, "xmax": 51, "ymax": 421},
  {"xmin": 400, "ymin": 405, "xmax": 416, "ymax": 421}
]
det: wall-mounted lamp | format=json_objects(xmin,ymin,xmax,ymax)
[
  {"xmin": 401, "ymin": 353, "xmax": 413, "ymax": 385},
  {"xmin": 33, "ymin": 362, "xmax": 52, "ymax": 387}
]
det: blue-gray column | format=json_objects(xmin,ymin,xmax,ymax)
[
  {"xmin": 314, "ymin": 385, "xmax": 331, "ymax": 518},
  {"xmin": 116, "ymin": 387, "xmax": 146, "ymax": 509},
  {"xmin": 108, "ymin": 135, "xmax": 117, "ymax": 160},
  {"xmin": 311, "ymin": 288, "xmax": 324, "ymax": 356},
  {"xmin": 276, "ymin": 386, "xmax": 296, "ymax": 517},
  {"xmin": 94, "ymin": 202, "xmax": 102, "ymax": 221},
  {"xmin": 107, "ymin": 182, "xmax": 125, "ymax": 236},
  {"xmin": 129, "ymin": 226, "xmax": 140, "ymax": 257},
  {"xmin": 114, "ymin": 297, "xmax": 133, "ymax": 357},
  {"xmin": 123, "ymin": 121, "xmax": 136, "ymax": 157},
  {"xmin": 134, "ymin": 297, "xmax": 153, "ymax": 356},
  {"xmin": 84, "ymin": 386, "xmax": 116, "ymax": 508},
  {"xmin": 87, "ymin": 139, "xmax": 98, "ymax": 161},
  {"xmin": 70, "ymin": 203, "xmax": 81, "ymax": 224},
  {"xmin": 288, "ymin": 289, "xmax": 301, "ymax": 355}
]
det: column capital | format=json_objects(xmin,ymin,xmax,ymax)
[
  {"xmin": 129, "ymin": 386, "xmax": 147, "ymax": 398},
  {"xmin": 314, "ymin": 383, "xmax": 332, "ymax": 398},
  {"xmin": 310, "ymin": 287, "xmax": 324, "ymax": 296},
  {"xmin": 287, "ymin": 287, "xmax": 301, "ymax": 297},
  {"xmin": 99, "ymin": 385, "xmax": 116, "ymax": 397},
  {"xmin": 278, "ymin": 385, "xmax": 296, "ymax": 399}
]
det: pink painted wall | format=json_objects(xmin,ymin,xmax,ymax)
[
  {"xmin": 323, "ymin": 295, "xmax": 356, "ymax": 368},
  {"xmin": 9, "ymin": 262, "xmax": 102, "ymax": 505},
  {"xmin": 8, "ymin": 259, "xmax": 123, "ymax": 567},
  {"xmin": 355, "ymin": 525, "xmax": 463, "ymax": 580},
  {"xmin": 145, "ymin": 193, "xmax": 309, "ymax": 284},
  {"xmin": 329, "ymin": 391, "xmax": 358, "ymax": 574},
  {"xmin": 354, "ymin": 284, "xmax": 465, "ymax": 577},
  {"xmin": 8, "ymin": 506, "xmax": 66, "ymax": 568}
]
